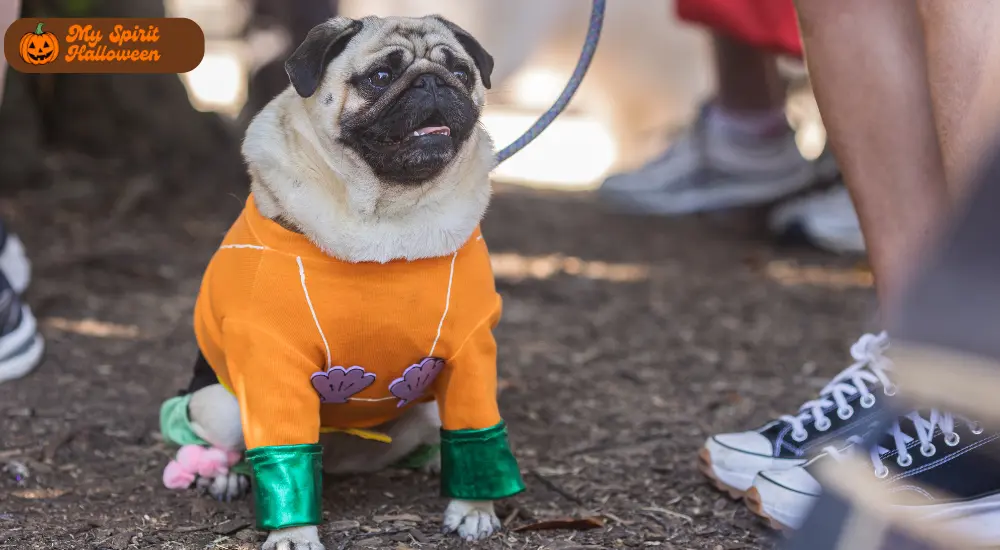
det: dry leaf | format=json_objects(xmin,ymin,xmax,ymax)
[
  {"xmin": 765, "ymin": 260, "xmax": 873, "ymax": 289},
  {"xmin": 534, "ymin": 466, "xmax": 578, "ymax": 477},
  {"xmin": 513, "ymin": 516, "xmax": 604, "ymax": 532},
  {"xmin": 328, "ymin": 520, "xmax": 360, "ymax": 532},
  {"xmin": 642, "ymin": 506, "xmax": 693, "ymax": 524},
  {"xmin": 44, "ymin": 317, "xmax": 141, "ymax": 339},
  {"xmin": 373, "ymin": 514, "xmax": 422, "ymax": 523},
  {"xmin": 491, "ymin": 253, "xmax": 649, "ymax": 282},
  {"xmin": 12, "ymin": 488, "xmax": 68, "ymax": 499},
  {"xmin": 212, "ymin": 519, "xmax": 250, "ymax": 535}
]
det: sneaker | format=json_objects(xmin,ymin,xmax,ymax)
[
  {"xmin": 784, "ymin": 490, "xmax": 967, "ymax": 550},
  {"xmin": 598, "ymin": 103, "xmax": 836, "ymax": 215},
  {"xmin": 0, "ymin": 219, "xmax": 31, "ymax": 295},
  {"xmin": 745, "ymin": 411, "xmax": 1000, "ymax": 546},
  {"xmin": 0, "ymin": 270, "xmax": 44, "ymax": 384},
  {"xmin": 699, "ymin": 332, "xmax": 893, "ymax": 496},
  {"xmin": 770, "ymin": 181, "xmax": 866, "ymax": 254}
]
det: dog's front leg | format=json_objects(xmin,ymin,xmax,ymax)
[
  {"xmin": 442, "ymin": 499, "xmax": 501, "ymax": 541},
  {"xmin": 262, "ymin": 526, "xmax": 323, "ymax": 550}
]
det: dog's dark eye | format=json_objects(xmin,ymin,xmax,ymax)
[
  {"xmin": 452, "ymin": 69, "xmax": 469, "ymax": 84},
  {"xmin": 368, "ymin": 70, "xmax": 392, "ymax": 89}
]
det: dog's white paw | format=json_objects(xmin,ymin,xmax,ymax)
[
  {"xmin": 442, "ymin": 499, "xmax": 500, "ymax": 541},
  {"xmin": 262, "ymin": 526, "xmax": 324, "ymax": 550},
  {"xmin": 195, "ymin": 472, "xmax": 249, "ymax": 502}
]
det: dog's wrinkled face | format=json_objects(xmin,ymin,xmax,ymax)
[{"xmin": 285, "ymin": 15, "xmax": 494, "ymax": 184}]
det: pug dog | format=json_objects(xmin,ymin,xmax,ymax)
[{"xmin": 161, "ymin": 14, "xmax": 525, "ymax": 550}]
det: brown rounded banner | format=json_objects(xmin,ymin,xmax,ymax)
[{"xmin": 4, "ymin": 18, "xmax": 204, "ymax": 74}]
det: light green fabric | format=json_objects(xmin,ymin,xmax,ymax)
[
  {"xmin": 159, "ymin": 395, "xmax": 250, "ymax": 476},
  {"xmin": 440, "ymin": 422, "xmax": 525, "ymax": 500},
  {"xmin": 394, "ymin": 443, "xmax": 441, "ymax": 470},
  {"xmin": 159, "ymin": 394, "xmax": 209, "ymax": 447},
  {"xmin": 246, "ymin": 444, "xmax": 323, "ymax": 530}
]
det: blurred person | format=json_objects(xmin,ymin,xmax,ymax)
[
  {"xmin": 600, "ymin": 0, "xmax": 865, "ymax": 255},
  {"xmin": 703, "ymin": 0, "xmax": 1000, "ymax": 542},
  {"xmin": 771, "ymin": 91, "xmax": 1000, "ymax": 550},
  {"xmin": 0, "ymin": 0, "xmax": 45, "ymax": 384}
]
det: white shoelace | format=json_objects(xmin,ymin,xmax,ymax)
[
  {"xmin": 780, "ymin": 332, "xmax": 893, "ymax": 441},
  {"xmin": 824, "ymin": 411, "xmax": 977, "ymax": 478}
]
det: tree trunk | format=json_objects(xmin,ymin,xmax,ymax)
[{"xmin": 0, "ymin": 0, "xmax": 244, "ymax": 191}]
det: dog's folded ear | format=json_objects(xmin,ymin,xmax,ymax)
[
  {"xmin": 431, "ymin": 16, "xmax": 494, "ymax": 89},
  {"xmin": 285, "ymin": 17, "xmax": 364, "ymax": 98}
]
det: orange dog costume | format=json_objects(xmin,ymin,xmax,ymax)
[{"xmin": 191, "ymin": 195, "xmax": 523, "ymax": 530}]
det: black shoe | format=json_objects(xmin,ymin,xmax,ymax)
[
  {"xmin": 0, "ymin": 218, "xmax": 31, "ymax": 295},
  {"xmin": 0, "ymin": 270, "xmax": 43, "ymax": 384},
  {"xmin": 747, "ymin": 410, "xmax": 1000, "ymax": 546},
  {"xmin": 700, "ymin": 332, "xmax": 893, "ymax": 495}
]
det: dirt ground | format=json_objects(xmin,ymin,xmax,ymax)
[{"xmin": 0, "ymin": 155, "xmax": 874, "ymax": 550}]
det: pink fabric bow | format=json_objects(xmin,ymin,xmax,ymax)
[{"xmin": 162, "ymin": 444, "xmax": 242, "ymax": 489}]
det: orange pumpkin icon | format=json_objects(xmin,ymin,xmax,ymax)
[{"xmin": 19, "ymin": 22, "xmax": 59, "ymax": 65}]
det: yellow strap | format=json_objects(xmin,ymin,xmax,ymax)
[
  {"xmin": 218, "ymin": 378, "xmax": 393, "ymax": 443},
  {"xmin": 319, "ymin": 427, "xmax": 393, "ymax": 443}
]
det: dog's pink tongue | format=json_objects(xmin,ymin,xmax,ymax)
[{"xmin": 411, "ymin": 126, "xmax": 451, "ymax": 137}]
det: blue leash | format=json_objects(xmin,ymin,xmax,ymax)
[{"xmin": 494, "ymin": 0, "xmax": 607, "ymax": 165}]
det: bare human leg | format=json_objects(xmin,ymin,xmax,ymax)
[
  {"xmin": 713, "ymin": 33, "xmax": 786, "ymax": 114},
  {"xmin": 794, "ymin": 0, "xmax": 950, "ymax": 314},
  {"xmin": 918, "ymin": 0, "xmax": 1000, "ymax": 201},
  {"xmin": 767, "ymin": 4, "xmax": 1000, "ymax": 547},
  {"xmin": 708, "ymin": 2, "xmax": 1000, "ymax": 539},
  {"xmin": 780, "ymin": 13, "xmax": 1000, "ymax": 542}
]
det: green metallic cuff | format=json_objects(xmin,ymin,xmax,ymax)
[
  {"xmin": 440, "ymin": 422, "xmax": 525, "ymax": 500},
  {"xmin": 245, "ymin": 444, "xmax": 323, "ymax": 530}
]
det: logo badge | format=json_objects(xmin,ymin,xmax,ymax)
[
  {"xmin": 18, "ymin": 22, "xmax": 59, "ymax": 65},
  {"xmin": 4, "ymin": 18, "xmax": 205, "ymax": 74}
]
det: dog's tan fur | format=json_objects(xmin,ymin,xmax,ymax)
[{"xmin": 243, "ymin": 16, "xmax": 495, "ymax": 264}]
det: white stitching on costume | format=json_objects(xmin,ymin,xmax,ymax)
[
  {"xmin": 350, "ymin": 396, "xmax": 396, "ymax": 402},
  {"xmin": 427, "ymin": 251, "xmax": 458, "ymax": 357},
  {"xmin": 297, "ymin": 256, "xmax": 332, "ymax": 368},
  {"xmin": 219, "ymin": 244, "xmax": 268, "ymax": 250},
  {"xmin": 297, "ymin": 248, "xmax": 462, "ymax": 404}
]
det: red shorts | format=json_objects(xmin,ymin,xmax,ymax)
[{"xmin": 675, "ymin": 0, "xmax": 802, "ymax": 58}]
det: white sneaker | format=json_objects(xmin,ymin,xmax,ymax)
[
  {"xmin": 599, "ymin": 104, "xmax": 835, "ymax": 215},
  {"xmin": 0, "ymin": 220, "xmax": 42, "ymax": 384},
  {"xmin": 770, "ymin": 183, "xmax": 866, "ymax": 254},
  {"xmin": 0, "ymin": 221, "xmax": 30, "ymax": 295},
  {"xmin": 0, "ymin": 271, "xmax": 44, "ymax": 384},
  {"xmin": 746, "ymin": 411, "xmax": 1000, "ymax": 547},
  {"xmin": 699, "ymin": 332, "xmax": 893, "ymax": 497}
]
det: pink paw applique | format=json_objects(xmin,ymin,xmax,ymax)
[
  {"xmin": 311, "ymin": 366, "xmax": 376, "ymax": 403},
  {"xmin": 163, "ymin": 444, "xmax": 241, "ymax": 489},
  {"xmin": 389, "ymin": 357, "xmax": 446, "ymax": 408}
]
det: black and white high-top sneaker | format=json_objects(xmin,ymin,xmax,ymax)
[
  {"xmin": 0, "ymin": 268, "xmax": 43, "ymax": 384},
  {"xmin": 700, "ymin": 332, "xmax": 894, "ymax": 496},
  {"xmin": 745, "ymin": 410, "xmax": 1000, "ymax": 547},
  {"xmin": 0, "ymin": 219, "xmax": 31, "ymax": 295}
]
